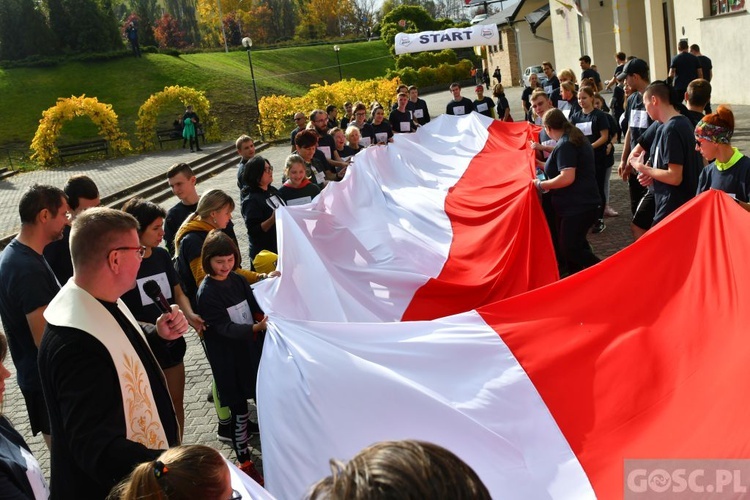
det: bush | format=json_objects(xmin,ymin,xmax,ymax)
[
  {"xmin": 0, "ymin": 49, "xmax": 133, "ymax": 68},
  {"xmin": 258, "ymin": 76, "xmax": 401, "ymax": 140},
  {"xmin": 387, "ymin": 59, "xmax": 472, "ymax": 89},
  {"xmin": 395, "ymin": 49, "xmax": 457, "ymax": 70}
]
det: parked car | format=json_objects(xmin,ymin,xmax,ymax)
[
  {"xmin": 470, "ymin": 14, "xmax": 488, "ymax": 25},
  {"xmin": 522, "ymin": 65, "xmax": 548, "ymax": 88}
]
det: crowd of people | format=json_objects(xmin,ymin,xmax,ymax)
[
  {"xmin": 525, "ymin": 46, "xmax": 747, "ymax": 276},
  {"xmin": 0, "ymin": 43, "xmax": 747, "ymax": 498}
]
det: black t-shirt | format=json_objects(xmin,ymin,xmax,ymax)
[
  {"xmin": 544, "ymin": 135, "xmax": 601, "ymax": 216},
  {"xmin": 610, "ymin": 85, "xmax": 625, "ymax": 114},
  {"xmin": 164, "ymin": 202, "xmax": 195, "ymax": 257},
  {"xmin": 544, "ymin": 75, "xmax": 560, "ymax": 95},
  {"xmin": 624, "ymin": 91, "xmax": 654, "ymax": 156},
  {"xmin": 570, "ymin": 108, "xmax": 608, "ymax": 163},
  {"xmin": 581, "ymin": 68, "xmax": 602, "ymax": 86},
  {"xmin": 164, "ymin": 202, "xmax": 237, "ymax": 258},
  {"xmin": 196, "ymin": 273, "xmax": 263, "ymax": 407},
  {"xmin": 120, "ymin": 247, "xmax": 187, "ymax": 367},
  {"xmin": 237, "ymin": 157, "xmax": 250, "ymax": 191},
  {"xmin": 0, "ymin": 239, "xmax": 60, "ymax": 392},
  {"xmin": 697, "ymin": 154, "xmax": 750, "ymax": 201},
  {"xmin": 290, "ymin": 126, "xmax": 302, "ymax": 149},
  {"xmin": 241, "ymin": 187, "xmax": 279, "ymax": 259},
  {"xmin": 697, "ymin": 55, "xmax": 712, "ymax": 81},
  {"xmin": 278, "ymin": 181, "xmax": 321, "ymax": 206},
  {"xmin": 410, "ymin": 98, "xmax": 430, "ymax": 125},
  {"xmin": 670, "ymin": 52, "xmax": 701, "ymax": 90},
  {"xmin": 0, "ymin": 416, "xmax": 46, "ymax": 497},
  {"xmin": 356, "ymin": 122, "xmax": 376, "ymax": 147},
  {"xmin": 473, "ymin": 97, "xmax": 495, "ymax": 118},
  {"xmin": 555, "ymin": 96, "xmax": 581, "ymax": 120},
  {"xmin": 535, "ymin": 127, "xmax": 556, "ymax": 165},
  {"xmin": 521, "ymin": 86, "xmax": 535, "ymax": 111},
  {"xmin": 388, "ymin": 108, "xmax": 416, "ymax": 133},
  {"xmin": 316, "ymin": 133, "xmax": 337, "ymax": 163},
  {"xmin": 175, "ymin": 230, "xmax": 207, "ymax": 304},
  {"xmin": 340, "ymin": 144, "xmax": 359, "ymax": 158},
  {"xmin": 446, "ymin": 97, "xmax": 474, "ymax": 116},
  {"xmin": 650, "ymin": 114, "xmax": 699, "ymax": 223},
  {"xmin": 121, "ymin": 247, "xmax": 180, "ymax": 324},
  {"xmin": 370, "ymin": 121, "xmax": 393, "ymax": 144},
  {"xmin": 495, "ymin": 95, "xmax": 510, "ymax": 119},
  {"xmin": 296, "ymin": 151, "xmax": 332, "ymax": 189},
  {"xmin": 44, "ymin": 224, "xmax": 74, "ymax": 285}
]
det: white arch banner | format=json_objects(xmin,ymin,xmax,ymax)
[{"xmin": 394, "ymin": 24, "xmax": 499, "ymax": 55}]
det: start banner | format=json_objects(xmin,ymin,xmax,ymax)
[{"xmin": 394, "ymin": 24, "xmax": 499, "ymax": 55}]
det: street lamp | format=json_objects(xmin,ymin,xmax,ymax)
[
  {"xmin": 333, "ymin": 45, "xmax": 342, "ymax": 81},
  {"xmin": 242, "ymin": 37, "xmax": 263, "ymax": 140}
]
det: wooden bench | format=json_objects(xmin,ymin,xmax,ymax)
[
  {"xmin": 58, "ymin": 139, "xmax": 108, "ymax": 162},
  {"xmin": 156, "ymin": 126, "xmax": 205, "ymax": 149}
]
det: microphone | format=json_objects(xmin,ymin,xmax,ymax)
[{"xmin": 143, "ymin": 280, "xmax": 171, "ymax": 314}]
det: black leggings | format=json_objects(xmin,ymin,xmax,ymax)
[
  {"xmin": 182, "ymin": 136, "xmax": 198, "ymax": 150},
  {"xmin": 557, "ymin": 207, "xmax": 601, "ymax": 274},
  {"xmin": 229, "ymin": 402, "xmax": 252, "ymax": 463}
]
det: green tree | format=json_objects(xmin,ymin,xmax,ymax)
[
  {"xmin": 380, "ymin": 5, "xmax": 443, "ymax": 52},
  {"xmin": 164, "ymin": 0, "xmax": 201, "ymax": 46},
  {"xmin": 46, "ymin": 0, "xmax": 123, "ymax": 52},
  {"xmin": 260, "ymin": 0, "xmax": 298, "ymax": 41},
  {"xmin": 0, "ymin": 0, "xmax": 58, "ymax": 60},
  {"xmin": 128, "ymin": 0, "xmax": 159, "ymax": 45}
]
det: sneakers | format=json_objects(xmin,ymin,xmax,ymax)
[
  {"xmin": 217, "ymin": 421, "xmax": 232, "ymax": 443},
  {"xmin": 592, "ymin": 220, "xmax": 606, "ymax": 234},
  {"xmin": 238, "ymin": 459, "xmax": 265, "ymax": 486},
  {"xmin": 604, "ymin": 206, "xmax": 619, "ymax": 217}
]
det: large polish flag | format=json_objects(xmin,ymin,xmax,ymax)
[
  {"xmin": 258, "ymin": 190, "xmax": 750, "ymax": 499},
  {"xmin": 254, "ymin": 113, "xmax": 558, "ymax": 323}
]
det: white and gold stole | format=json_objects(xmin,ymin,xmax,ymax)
[{"xmin": 45, "ymin": 281, "xmax": 176, "ymax": 449}]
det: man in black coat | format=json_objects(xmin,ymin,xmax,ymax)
[{"xmin": 39, "ymin": 208, "xmax": 187, "ymax": 499}]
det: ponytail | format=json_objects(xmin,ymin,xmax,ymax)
[
  {"xmin": 108, "ymin": 445, "xmax": 227, "ymax": 500},
  {"xmin": 542, "ymin": 108, "xmax": 586, "ymax": 146}
]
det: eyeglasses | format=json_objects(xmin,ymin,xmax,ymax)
[
  {"xmin": 355, "ymin": 112, "xmax": 366, "ymax": 117},
  {"xmin": 229, "ymin": 489, "xmax": 243, "ymax": 500},
  {"xmin": 109, "ymin": 246, "xmax": 146, "ymax": 259},
  {"xmin": 264, "ymin": 165, "xmax": 273, "ymax": 172}
]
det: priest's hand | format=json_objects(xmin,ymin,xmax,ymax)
[{"xmin": 156, "ymin": 304, "xmax": 189, "ymax": 341}]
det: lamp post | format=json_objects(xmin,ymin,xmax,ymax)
[
  {"xmin": 242, "ymin": 37, "xmax": 263, "ymax": 140},
  {"xmin": 333, "ymin": 45, "xmax": 342, "ymax": 81}
]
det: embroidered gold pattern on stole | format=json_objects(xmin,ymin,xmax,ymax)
[{"xmin": 122, "ymin": 353, "xmax": 166, "ymax": 448}]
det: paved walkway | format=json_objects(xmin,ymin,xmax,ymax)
[{"xmin": 1, "ymin": 87, "xmax": 748, "ymax": 488}]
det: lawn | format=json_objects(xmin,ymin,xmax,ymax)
[{"xmin": 0, "ymin": 40, "xmax": 395, "ymax": 157}]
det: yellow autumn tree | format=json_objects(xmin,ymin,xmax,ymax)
[
  {"xmin": 136, "ymin": 86, "xmax": 220, "ymax": 150},
  {"xmin": 258, "ymin": 76, "xmax": 401, "ymax": 139},
  {"xmin": 30, "ymin": 95, "xmax": 131, "ymax": 165},
  {"xmin": 296, "ymin": 0, "xmax": 355, "ymax": 39}
]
